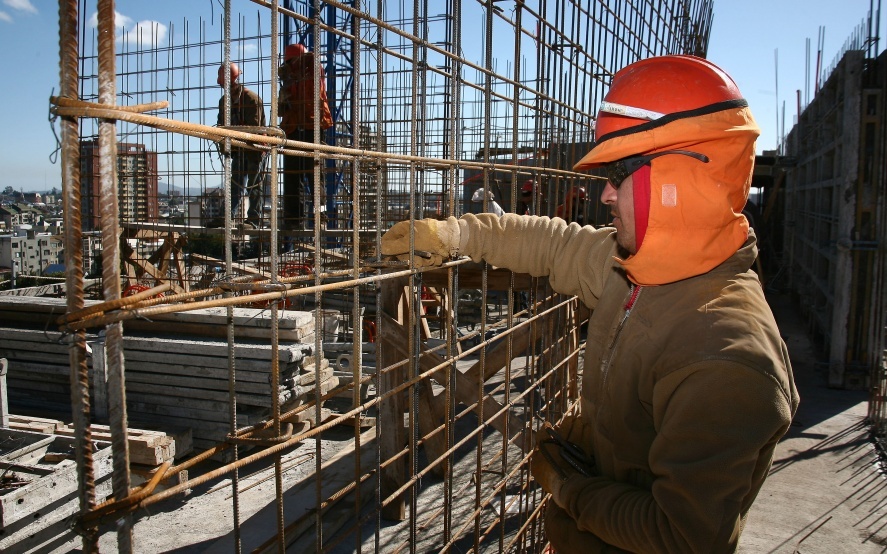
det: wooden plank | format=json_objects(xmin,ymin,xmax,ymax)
[
  {"xmin": 0, "ymin": 349, "xmax": 75, "ymax": 366},
  {"xmin": 380, "ymin": 316, "xmax": 528, "ymax": 452},
  {"xmin": 6, "ymin": 414, "xmax": 65, "ymax": 434},
  {"xmin": 378, "ymin": 276, "xmax": 409, "ymax": 521},
  {"xmin": 0, "ymin": 434, "xmax": 56, "ymax": 462},
  {"xmin": 464, "ymin": 320, "xmax": 535, "ymax": 382},
  {"xmin": 124, "ymin": 380, "xmax": 279, "ymax": 409},
  {"xmin": 421, "ymin": 264, "xmax": 539, "ymax": 291},
  {"xmin": 124, "ymin": 371, "xmax": 280, "ymax": 396},
  {"xmin": 121, "ymin": 354, "xmax": 297, "ymax": 380},
  {"xmin": 190, "ymin": 253, "xmax": 268, "ymax": 277},
  {"xmin": 0, "ymin": 457, "xmax": 114, "ymax": 552},
  {"xmin": 0, "ymin": 296, "xmax": 100, "ymax": 313},
  {"xmin": 0, "ymin": 433, "xmax": 113, "ymax": 527},
  {"xmin": 0, "ymin": 358, "xmax": 7, "ymax": 428},
  {"xmin": 147, "ymin": 306, "xmax": 314, "ymax": 330},
  {"xmin": 128, "ymin": 410, "xmax": 233, "ymax": 438},
  {"xmin": 120, "ymin": 240, "xmax": 186, "ymax": 295},
  {"xmin": 5, "ymin": 378, "xmax": 70, "ymax": 394},
  {"xmin": 53, "ymin": 427, "xmax": 173, "ymax": 466},
  {"xmin": 0, "ymin": 337, "xmax": 73, "ymax": 356},
  {"xmin": 126, "ymin": 401, "xmax": 265, "ymax": 431},
  {"xmin": 121, "ymin": 335, "xmax": 312, "ymax": 364},
  {"xmin": 416, "ymin": 378, "xmax": 449, "ymax": 476},
  {"xmin": 124, "ymin": 319, "xmax": 312, "ymax": 342},
  {"xmin": 2, "ymin": 360, "xmax": 71, "ymax": 378}
]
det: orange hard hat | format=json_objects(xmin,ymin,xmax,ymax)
[
  {"xmin": 284, "ymin": 43, "xmax": 307, "ymax": 62},
  {"xmin": 217, "ymin": 62, "xmax": 241, "ymax": 86},
  {"xmin": 594, "ymin": 55, "xmax": 743, "ymax": 142}
]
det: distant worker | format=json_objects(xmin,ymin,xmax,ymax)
[
  {"xmin": 278, "ymin": 43, "xmax": 333, "ymax": 230},
  {"xmin": 555, "ymin": 185, "xmax": 587, "ymax": 224},
  {"xmin": 381, "ymin": 55, "xmax": 799, "ymax": 552},
  {"xmin": 216, "ymin": 62, "xmax": 266, "ymax": 228},
  {"xmin": 471, "ymin": 187, "xmax": 505, "ymax": 216},
  {"xmin": 518, "ymin": 180, "xmax": 536, "ymax": 215}
]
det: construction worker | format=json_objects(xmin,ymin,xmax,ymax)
[
  {"xmin": 278, "ymin": 43, "xmax": 333, "ymax": 230},
  {"xmin": 518, "ymin": 180, "xmax": 536, "ymax": 215},
  {"xmin": 555, "ymin": 185, "xmax": 587, "ymax": 224},
  {"xmin": 381, "ymin": 55, "xmax": 799, "ymax": 552},
  {"xmin": 216, "ymin": 62, "xmax": 266, "ymax": 228}
]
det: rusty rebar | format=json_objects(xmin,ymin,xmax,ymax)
[
  {"xmin": 97, "ymin": 0, "xmax": 134, "ymax": 550},
  {"xmin": 58, "ymin": 0, "xmax": 98, "ymax": 550}
]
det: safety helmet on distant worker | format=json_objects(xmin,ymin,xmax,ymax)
[
  {"xmin": 592, "ymin": 55, "xmax": 743, "ymax": 144},
  {"xmin": 216, "ymin": 62, "xmax": 241, "ymax": 86},
  {"xmin": 521, "ymin": 181, "xmax": 534, "ymax": 195},
  {"xmin": 284, "ymin": 43, "xmax": 308, "ymax": 62},
  {"xmin": 568, "ymin": 186, "xmax": 586, "ymax": 201}
]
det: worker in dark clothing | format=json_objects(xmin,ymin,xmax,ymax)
[
  {"xmin": 517, "ymin": 180, "xmax": 536, "ymax": 215},
  {"xmin": 216, "ymin": 62, "xmax": 266, "ymax": 228},
  {"xmin": 278, "ymin": 43, "xmax": 333, "ymax": 230}
]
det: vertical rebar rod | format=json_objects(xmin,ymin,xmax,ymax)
[
  {"xmin": 313, "ymin": 3, "xmax": 326, "ymax": 551},
  {"xmin": 220, "ymin": 1, "xmax": 243, "ymax": 552},
  {"xmin": 269, "ymin": 3, "xmax": 286, "ymax": 553},
  {"xmin": 476, "ymin": 0, "xmax": 495, "ymax": 549},
  {"xmin": 59, "ymin": 1, "xmax": 98, "ymax": 550},
  {"xmin": 97, "ymin": 0, "xmax": 134, "ymax": 549},
  {"xmin": 443, "ymin": 0, "xmax": 462, "ymax": 544},
  {"xmin": 350, "ymin": 5, "xmax": 365, "ymax": 553},
  {"xmin": 373, "ymin": 1, "xmax": 386, "ymax": 549},
  {"xmin": 408, "ymin": 0, "xmax": 422, "ymax": 550}
]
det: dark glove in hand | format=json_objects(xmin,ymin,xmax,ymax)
[{"xmin": 531, "ymin": 416, "xmax": 595, "ymax": 507}]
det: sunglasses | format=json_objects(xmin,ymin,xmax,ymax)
[{"xmin": 605, "ymin": 149, "xmax": 710, "ymax": 189}]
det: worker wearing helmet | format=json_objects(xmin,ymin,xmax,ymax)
[
  {"xmin": 381, "ymin": 55, "xmax": 798, "ymax": 552},
  {"xmin": 216, "ymin": 62, "xmax": 266, "ymax": 228},
  {"xmin": 518, "ymin": 180, "xmax": 536, "ymax": 215},
  {"xmin": 555, "ymin": 185, "xmax": 587, "ymax": 224},
  {"xmin": 278, "ymin": 43, "xmax": 333, "ymax": 230}
]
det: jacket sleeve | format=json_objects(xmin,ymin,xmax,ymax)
[
  {"xmin": 558, "ymin": 362, "xmax": 794, "ymax": 553},
  {"xmin": 459, "ymin": 213, "xmax": 619, "ymax": 309}
]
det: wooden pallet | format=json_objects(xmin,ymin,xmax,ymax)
[{"xmin": 5, "ymin": 415, "xmax": 190, "ymax": 466}]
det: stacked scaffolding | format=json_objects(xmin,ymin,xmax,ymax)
[{"xmin": 44, "ymin": 0, "xmax": 714, "ymax": 551}]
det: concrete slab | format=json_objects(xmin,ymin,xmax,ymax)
[{"xmin": 739, "ymin": 294, "xmax": 887, "ymax": 553}]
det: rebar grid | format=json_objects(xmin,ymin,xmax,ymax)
[{"xmin": 52, "ymin": 1, "xmax": 713, "ymax": 552}]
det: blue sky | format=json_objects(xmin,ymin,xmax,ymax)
[{"xmin": 2, "ymin": 0, "xmax": 885, "ymax": 191}]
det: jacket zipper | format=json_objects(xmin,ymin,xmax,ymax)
[{"xmin": 601, "ymin": 285, "xmax": 642, "ymax": 386}]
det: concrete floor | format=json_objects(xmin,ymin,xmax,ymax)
[{"xmin": 738, "ymin": 293, "xmax": 887, "ymax": 553}]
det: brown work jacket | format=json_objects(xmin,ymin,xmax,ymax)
[
  {"xmin": 457, "ymin": 212, "xmax": 798, "ymax": 553},
  {"xmin": 278, "ymin": 52, "xmax": 333, "ymax": 135}
]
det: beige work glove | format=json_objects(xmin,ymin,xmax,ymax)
[
  {"xmin": 531, "ymin": 415, "xmax": 595, "ymax": 508},
  {"xmin": 380, "ymin": 217, "xmax": 463, "ymax": 267}
]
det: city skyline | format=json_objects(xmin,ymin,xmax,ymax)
[{"xmin": 2, "ymin": 1, "xmax": 885, "ymax": 192}]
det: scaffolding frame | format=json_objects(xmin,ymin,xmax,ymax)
[{"xmin": 47, "ymin": 0, "xmax": 714, "ymax": 551}]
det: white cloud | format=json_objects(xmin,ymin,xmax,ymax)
[
  {"xmin": 122, "ymin": 20, "xmax": 168, "ymax": 48},
  {"xmin": 87, "ymin": 11, "xmax": 167, "ymax": 48},
  {"xmin": 241, "ymin": 43, "xmax": 258, "ymax": 55},
  {"xmin": 3, "ymin": 0, "xmax": 37, "ymax": 14},
  {"xmin": 0, "ymin": 11, "xmax": 11, "ymax": 23},
  {"xmin": 87, "ymin": 10, "xmax": 133, "ymax": 30}
]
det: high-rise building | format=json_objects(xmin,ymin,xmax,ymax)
[{"xmin": 80, "ymin": 140, "xmax": 159, "ymax": 230}]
